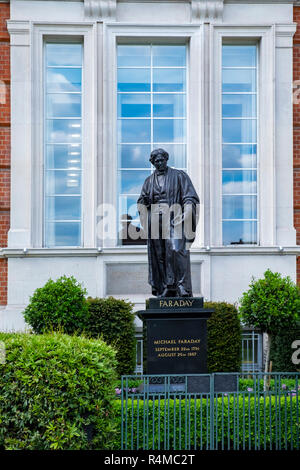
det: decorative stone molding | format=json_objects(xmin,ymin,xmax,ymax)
[
  {"xmin": 191, "ymin": 0, "xmax": 224, "ymax": 22},
  {"xmin": 84, "ymin": 0, "xmax": 117, "ymax": 20}
]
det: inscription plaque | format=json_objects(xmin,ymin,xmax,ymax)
[{"xmin": 147, "ymin": 318, "xmax": 208, "ymax": 375}]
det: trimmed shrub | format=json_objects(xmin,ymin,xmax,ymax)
[
  {"xmin": 205, "ymin": 302, "xmax": 242, "ymax": 372},
  {"xmin": 23, "ymin": 275, "xmax": 88, "ymax": 334},
  {"xmin": 270, "ymin": 324, "xmax": 300, "ymax": 372},
  {"xmin": 0, "ymin": 332, "xmax": 117, "ymax": 450},
  {"xmin": 239, "ymin": 270, "xmax": 300, "ymax": 335},
  {"xmin": 86, "ymin": 297, "xmax": 136, "ymax": 377},
  {"xmin": 239, "ymin": 270, "xmax": 300, "ymax": 374},
  {"xmin": 113, "ymin": 395, "xmax": 299, "ymax": 450}
]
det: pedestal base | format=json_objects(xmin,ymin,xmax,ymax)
[{"xmin": 137, "ymin": 297, "xmax": 213, "ymax": 376}]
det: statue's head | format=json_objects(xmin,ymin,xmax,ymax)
[{"xmin": 149, "ymin": 148, "xmax": 169, "ymax": 172}]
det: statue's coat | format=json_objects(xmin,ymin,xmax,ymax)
[{"xmin": 137, "ymin": 167, "xmax": 200, "ymax": 296}]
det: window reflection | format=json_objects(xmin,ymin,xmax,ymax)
[
  {"xmin": 45, "ymin": 43, "xmax": 82, "ymax": 247},
  {"xmin": 222, "ymin": 44, "xmax": 258, "ymax": 245},
  {"xmin": 117, "ymin": 69, "xmax": 151, "ymax": 92}
]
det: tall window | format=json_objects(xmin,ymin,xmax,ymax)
[
  {"xmin": 117, "ymin": 44, "xmax": 187, "ymax": 244},
  {"xmin": 222, "ymin": 45, "xmax": 258, "ymax": 245},
  {"xmin": 44, "ymin": 43, "xmax": 83, "ymax": 247}
]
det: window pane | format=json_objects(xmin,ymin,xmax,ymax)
[
  {"xmin": 152, "ymin": 45, "xmax": 186, "ymax": 67},
  {"xmin": 117, "ymin": 69, "xmax": 150, "ymax": 92},
  {"xmin": 222, "ymin": 221, "xmax": 257, "ymax": 245},
  {"xmin": 222, "ymin": 144, "xmax": 257, "ymax": 169},
  {"xmin": 153, "ymin": 94, "xmax": 185, "ymax": 117},
  {"xmin": 222, "ymin": 119, "xmax": 257, "ymax": 143},
  {"xmin": 222, "ymin": 94, "xmax": 256, "ymax": 118},
  {"xmin": 46, "ymin": 68, "xmax": 82, "ymax": 93},
  {"xmin": 46, "ymin": 222, "xmax": 81, "ymax": 247},
  {"xmin": 46, "ymin": 144, "xmax": 82, "ymax": 169},
  {"xmin": 46, "ymin": 196, "xmax": 81, "ymax": 220},
  {"xmin": 153, "ymin": 68, "xmax": 186, "ymax": 92},
  {"xmin": 118, "ymin": 119, "xmax": 151, "ymax": 143},
  {"xmin": 222, "ymin": 170, "xmax": 257, "ymax": 194},
  {"xmin": 222, "ymin": 69, "xmax": 256, "ymax": 93},
  {"xmin": 222, "ymin": 45, "xmax": 256, "ymax": 68},
  {"xmin": 119, "ymin": 144, "xmax": 151, "ymax": 168},
  {"xmin": 118, "ymin": 94, "xmax": 151, "ymax": 118},
  {"xmin": 120, "ymin": 170, "xmax": 151, "ymax": 194},
  {"xmin": 45, "ymin": 170, "xmax": 81, "ymax": 195},
  {"xmin": 153, "ymin": 143, "xmax": 186, "ymax": 168},
  {"xmin": 117, "ymin": 45, "xmax": 151, "ymax": 67},
  {"xmin": 46, "ymin": 119, "xmax": 82, "ymax": 143},
  {"xmin": 46, "ymin": 94, "xmax": 81, "ymax": 118},
  {"xmin": 223, "ymin": 195, "xmax": 257, "ymax": 219},
  {"xmin": 153, "ymin": 119, "xmax": 185, "ymax": 142},
  {"xmin": 46, "ymin": 44, "xmax": 82, "ymax": 67}
]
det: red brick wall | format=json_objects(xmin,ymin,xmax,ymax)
[{"xmin": 0, "ymin": 2, "xmax": 10, "ymax": 306}]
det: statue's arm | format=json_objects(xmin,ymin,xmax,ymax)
[
  {"xmin": 179, "ymin": 172, "xmax": 200, "ymax": 242},
  {"xmin": 137, "ymin": 179, "xmax": 151, "ymax": 208}
]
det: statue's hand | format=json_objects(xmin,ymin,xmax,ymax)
[{"xmin": 143, "ymin": 196, "xmax": 151, "ymax": 208}]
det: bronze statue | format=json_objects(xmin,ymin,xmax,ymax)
[{"xmin": 137, "ymin": 148, "xmax": 200, "ymax": 298}]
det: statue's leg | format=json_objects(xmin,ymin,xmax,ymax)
[
  {"xmin": 168, "ymin": 237, "xmax": 193, "ymax": 297},
  {"xmin": 148, "ymin": 236, "xmax": 166, "ymax": 297}
]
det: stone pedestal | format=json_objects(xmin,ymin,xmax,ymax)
[{"xmin": 137, "ymin": 297, "xmax": 213, "ymax": 376}]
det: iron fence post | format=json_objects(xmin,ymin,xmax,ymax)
[{"xmin": 210, "ymin": 374, "xmax": 215, "ymax": 450}]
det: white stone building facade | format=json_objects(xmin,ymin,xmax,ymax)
[{"xmin": 0, "ymin": 0, "xmax": 299, "ymax": 335}]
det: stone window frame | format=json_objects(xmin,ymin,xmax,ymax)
[{"xmin": 31, "ymin": 22, "xmax": 97, "ymax": 248}]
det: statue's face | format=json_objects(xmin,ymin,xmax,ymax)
[{"xmin": 153, "ymin": 154, "xmax": 168, "ymax": 172}]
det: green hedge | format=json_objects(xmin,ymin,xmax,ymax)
[
  {"xmin": 239, "ymin": 378, "xmax": 298, "ymax": 391},
  {"xmin": 86, "ymin": 297, "xmax": 136, "ymax": 377},
  {"xmin": 23, "ymin": 276, "xmax": 137, "ymax": 377},
  {"xmin": 23, "ymin": 275, "xmax": 88, "ymax": 334},
  {"xmin": 0, "ymin": 333, "xmax": 117, "ymax": 450},
  {"xmin": 113, "ymin": 395, "xmax": 299, "ymax": 450},
  {"xmin": 205, "ymin": 302, "xmax": 242, "ymax": 372},
  {"xmin": 270, "ymin": 325, "xmax": 300, "ymax": 372}
]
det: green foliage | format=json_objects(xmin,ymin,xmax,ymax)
[
  {"xmin": 86, "ymin": 297, "xmax": 136, "ymax": 377},
  {"xmin": 23, "ymin": 275, "xmax": 136, "ymax": 376},
  {"xmin": 239, "ymin": 378, "xmax": 298, "ymax": 391},
  {"xmin": 239, "ymin": 269, "xmax": 300, "ymax": 335},
  {"xmin": 270, "ymin": 324, "xmax": 300, "ymax": 372},
  {"xmin": 0, "ymin": 332, "xmax": 118, "ymax": 450},
  {"xmin": 23, "ymin": 275, "xmax": 88, "ymax": 334},
  {"xmin": 113, "ymin": 395, "xmax": 299, "ymax": 450},
  {"xmin": 205, "ymin": 302, "xmax": 242, "ymax": 372}
]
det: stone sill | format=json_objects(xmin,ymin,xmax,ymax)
[{"xmin": 1, "ymin": 245, "xmax": 300, "ymax": 258}]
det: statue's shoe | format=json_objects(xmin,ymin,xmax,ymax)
[
  {"xmin": 177, "ymin": 286, "xmax": 190, "ymax": 297},
  {"xmin": 159, "ymin": 287, "xmax": 177, "ymax": 298}
]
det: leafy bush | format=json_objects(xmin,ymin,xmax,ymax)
[
  {"xmin": 239, "ymin": 269, "xmax": 300, "ymax": 374},
  {"xmin": 23, "ymin": 275, "xmax": 88, "ymax": 334},
  {"xmin": 23, "ymin": 276, "xmax": 136, "ymax": 376},
  {"xmin": 0, "ymin": 332, "xmax": 117, "ymax": 450},
  {"xmin": 239, "ymin": 270, "xmax": 300, "ymax": 335},
  {"xmin": 270, "ymin": 324, "xmax": 300, "ymax": 372},
  {"xmin": 205, "ymin": 302, "xmax": 242, "ymax": 372},
  {"xmin": 113, "ymin": 395, "xmax": 299, "ymax": 450},
  {"xmin": 86, "ymin": 297, "xmax": 136, "ymax": 377},
  {"xmin": 239, "ymin": 378, "xmax": 298, "ymax": 392}
]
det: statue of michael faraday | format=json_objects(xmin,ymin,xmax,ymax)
[{"xmin": 137, "ymin": 148, "xmax": 200, "ymax": 298}]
